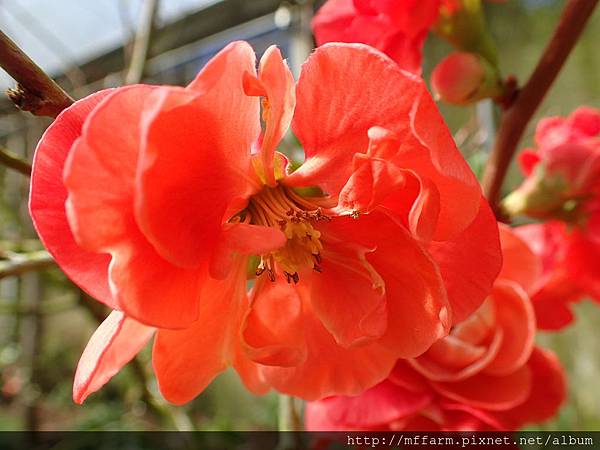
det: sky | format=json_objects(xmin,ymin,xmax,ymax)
[{"xmin": 0, "ymin": 0, "xmax": 219, "ymax": 89}]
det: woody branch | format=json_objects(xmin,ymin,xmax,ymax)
[
  {"xmin": 0, "ymin": 28, "xmax": 73, "ymax": 117},
  {"xmin": 482, "ymin": 0, "xmax": 599, "ymax": 213}
]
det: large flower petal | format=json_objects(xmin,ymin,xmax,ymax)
[
  {"xmin": 30, "ymin": 90, "xmax": 114, "ymax": 307},
  {"xmin": 243, "ymin": 45, "xmax": 295, "ymax": 185},
  {"xmin": 288, "ymin": 43, "xmax": 480, "ymax": 239},
  {"xmin": 152, "ymin": 258, "xmax": 248, "ymax": 404},
  {"xmin": 259, "ymin": 283, "xmax": 398, "ymax": 400},
  {"xmin": 135, "ymin": 90, "xmax": 257, "ymax": 269},
  {"xmin": 318, "ymin": 212, "xmax": 451, "ymax": 358},
  {"xmin": 428, "ymin": 198, "xmax": 502, "ymax": 323},
  {"xmin": 136, "ymin": 44, "xmax": 260, "ymax": 268},
  {"xmin": 64, "ymin": 85, "xmax": 205, "ymax": 329},
  {"xmin": 73, "ymin": 311, "xmax": 155, "ymax": 404}
]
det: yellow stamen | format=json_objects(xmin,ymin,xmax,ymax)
[{"xmin": 245, "ymin": 186, "xmax": 330, "ymax": 283}]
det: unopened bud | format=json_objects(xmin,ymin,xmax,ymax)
[{"xmin": 431, "ymin": 52, "xmax": 503, "ymax": 105}]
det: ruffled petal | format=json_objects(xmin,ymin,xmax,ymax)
[
  {"xmin": 378, "ymin": 169, "xmax": 442, "ymax": 243},
  {"xmin": 288, "ymin": 43, "xmax": 480, "ymax": 240},
  {"xmin": 241, "ymin": 277, "xmax": 307, "ymax": 367},
  {"xmin": 494, "ymin": 347, "xmax": 566, "ymax": 428},
  {"xmin": 319, "ymin": 212, "xmax": 451, "ymax": 358},
  {"xmin": 410, "ymin": 329, "xmax": 503, "ymax": 382},
  {"xmin": 73, "ymin": 311, "xmax": 155, "ymax": 404},
  {"xmin": 64, "ymin": 85, "xmax": 205, "ymax": 329},
  {"xmin": 152, "ymin": 258, "xmax": 248, "ymax": 404},
  {"xmin": 63, "ymin": 86, "xmax": 157, "ymax": 250},
  {"xmin": 428, "ymin": 198, "xmax": 502, "ymax": 323},
  {"xmin": 336, "ymin": 153, "xmax": 407, "ymax": 216},
  {"xmin": 310, "ymin": 235, "xmax": 387, "ymax": 348},
  {"xmin": 30, "ymin": 89, "xmax": 114, "ymax": 307},
  {"xmin": 483, "ymin": 281, "xmax": 535, "ymax": 376},
  {"xmin": 259, "ymin": 283, "xmax": 397, "ymax": 400},
  {"xmin": 136, "ymin": 83, "xmax": 259, "ymax": 269},
  {"xmin": 288, "ymin": 43, "xmax": 421, "ymax": 195},
  {"xmin": 305, "ymin": 379, "xmax": 432, "ymax": 431},
  {"xmin": 431, "ymin": 365, "xmax": 532, "ymax": 411}
]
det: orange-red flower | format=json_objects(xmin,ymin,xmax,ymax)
[
  {"xmin": 30, "ymin": 42, "xmax": 500, "ymax": 404},
  {"xmin": 312, "ymin": 0, "xmax": 447, "ymax": 73},
  {"xmin": 306, "ymin": 226, "xmax": 566, "ymax": 431},
  {"xmin": 504, "ymin": 107, "xmax": 600, "ymax": 330}
]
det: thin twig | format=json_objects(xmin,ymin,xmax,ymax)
[
  {"xmin": 124, "ymin": 0, "xmax": 160, "ymax": 85},
  {"xmin": 482, "ymin": 0, "xmax": 599, "ymax": 211},
  {"xmin": 0, "ymin": 28, "xmax": 74, "ymax": 117},
  {"xmin": 4, "ymin": 2, "xmax": 87, "ymax": 90},
  {"xmin": 0, "ymin": 146, "xmax": 32, "ymax": 176},
  {"xmin": 0, "ymin": 251, "xmax": 55, "ymax": 279}
]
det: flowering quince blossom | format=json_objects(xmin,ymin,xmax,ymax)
[
  {"xmin": 29, "ymin": 41, "xmax": 501, "ymax": 404},
  {"xmin": 504, "ymin": 107, "xmax": 600, "ymax": 330},
  {"xmin": 306, "ymin": 226, "xmax": 566, "ymax": 431},
  {"xmin": 312, "ymin": 0, "xmax": 452, "ymax": 73}
]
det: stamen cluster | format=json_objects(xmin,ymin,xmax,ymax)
[{"xmin": 246, "ymin": 186, "xmax": 330, "ymax": 283}]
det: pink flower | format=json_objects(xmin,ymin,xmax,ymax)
[{"xmin": 505, "ymin": 107, "xmax": 600, "ymax": 330}]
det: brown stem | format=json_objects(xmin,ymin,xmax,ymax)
[
  {"xmin": 0, "ymin": 146, "xmax": 32, "ymax": 176},
  {"xmin": 482, "ymin": 0, "xmax": 598, "ymax": 211},
  {"xmin": 0, "ymin": 251, "xmax": 54, "ymax": 279},
  {"xmin": 0, "ymin": 28, "xmax": 74, "ymax": 117}
]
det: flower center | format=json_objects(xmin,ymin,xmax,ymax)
[{"xmin": 246, "ymin": 186, "xmax": 330, "ymax": 283}]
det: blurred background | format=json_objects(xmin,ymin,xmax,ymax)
[{"xmin": 0, "ymin": 0, "xmax": 598, "ymax": 431}]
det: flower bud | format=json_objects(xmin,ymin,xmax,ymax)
[
  {"xmin": 431, "ymin": 52, "xmax": 503, "ymax": 105},
  {"xmin": 503, "ymin": 142, "xmax": 600, "ymax": 222}
]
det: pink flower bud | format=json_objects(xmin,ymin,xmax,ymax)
[{"xmin": 431, "ymin": 52, "xmax": 501, "ymax": 105}]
